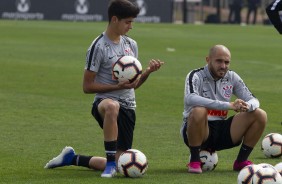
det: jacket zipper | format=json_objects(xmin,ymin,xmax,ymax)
[{"xmin": 214, "ymin": 80, "xmax": 217, "ymax": 94}]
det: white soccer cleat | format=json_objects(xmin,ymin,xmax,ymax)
[{"xmin": 44, "ymin": 146, "xmax": 75, "ymax": 169}]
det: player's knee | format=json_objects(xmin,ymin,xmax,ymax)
[
  {"xmin": 103, "ymin": 100, "xmax": 120, "ymax": 116},
  {"xmin": 189, "ymin": 107, "xmax": 208, "ymax": 123},
  {"xmin": 191, "ymin": 106, "xmax": 208, "ymax": 116},
  {"xmin": 254, "ymin": 108, "xmax": 267, "ymax": 127}
]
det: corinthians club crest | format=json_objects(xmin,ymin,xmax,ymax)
[
  {"xmin": 222, "ymin": 85, "xmax": 233, "ymax": 98},
  {"xmin": 16, "ymin": 0, "xmax": 31, "ymax": 13},
  {"xmin": 75, "ymin": 0, "xmax": 89, "ymax": 14}
]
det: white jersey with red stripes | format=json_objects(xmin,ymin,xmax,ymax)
[{"xmin": 182, "ymin": 65, "xmax": 259, "ymax": 122}]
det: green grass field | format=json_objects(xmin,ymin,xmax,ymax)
[{"xmin": 0, "ymin": 20, "xmax": 282, "ymax": 184}]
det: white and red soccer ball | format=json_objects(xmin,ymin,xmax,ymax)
[
  {"xmin": 200, "ymin": 150, "xmax": 218, "ymax": 171},
  {"xmin": 275, "ymin": 162, "xmax": 282, "ymax": 176},
  {"xmin": 261, "ymin": 133, "xmax": 282, "ymax": 158},
  {"xmin": 112, "ymin": 56, "xmax": 142, "ymax": 83},
  {"xmin": 189, "ymin": 150, "xmax": 218, "ymax": 172},
  {"xmin": 237, "ymin": 163, "xmax": 282, "ymax": 184},
  {"xmin": 252, "ymin": 166, "xmax": 282, "ymax": 184},
  {"xmin": 238, "ymin": 164, "xmax": 282, "ymax": 184},
  {"xmin": 118, "ymin": 149, "xmax": 148, "ymax": 178},
  {"xmin": 237, "ymin": 164, "xmax": 261, "ymax": 184}
]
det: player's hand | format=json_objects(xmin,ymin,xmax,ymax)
[
  {"xmin": 117, "ymin": 78, "xmax": 139, "ymax": 89},
  {"xmin": 231, "ymin": 99, "xmax": 249, "ymax": 112},
  {"xmin": 146, "ymin": 59, "xmax": 164, "ymax": 73}
]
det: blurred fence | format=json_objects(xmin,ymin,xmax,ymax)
[
  {"xmin": 0, "ymin": 0, "xmax": 173, "ymax": 23},
  {"xmin": 174, "ymin": 0, "xmax": 273, "ymax": 24},
  {"xmin": 0, "ymin": 0, "xmax": 273, "ymax": 24}
]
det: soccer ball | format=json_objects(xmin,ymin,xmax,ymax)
[
  {"xmin": 237, "ymin": 164, "xmax": 261, "ymax": 184},
  {"xmin": 258, "ymin": 163, "xmax": 277, "ymax": 170},
  {"xmin": 118, "ymin": 149, "xmax": 148, "ymax": 178},
  {"xmin": 274, "ymin": 162, "xmax": 282, "ymax": 176},
  {"xmin": 261, "ymin": 133, "xmax": 282, "ymax": 158},
  {"xmin": 252, "ymin": 167, "xmax": 282, "ymax": 184},
  {"xmin": 200, "ymin": 150, "xmax": 218, "ymax": 171},
  {"xmin": 112, "ymin": 55, "xmax": 142, "ymax": 83},
  {"xmin": 189, "ymin": 150, "xmax": 218, "ymax": 171}
]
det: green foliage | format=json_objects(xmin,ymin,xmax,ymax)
[{"xmin": 0, "ymin": 20, "xmax": 281, "ymax": 184}]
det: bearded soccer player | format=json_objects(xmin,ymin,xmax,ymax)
[{"xmin": 181, "ymin": 45, "xmax": 267, "ymax": 173}]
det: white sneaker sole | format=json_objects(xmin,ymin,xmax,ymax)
[{"xmin": 44, "ymin": 146, "xmax": 74, "ymax": 169}]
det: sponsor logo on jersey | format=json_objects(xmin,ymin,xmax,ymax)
[
  {"xmin": 221, "ymin": 78, "xmax": 229, "ymax": 84},
  {"xmin": 222, "ymin": 85, "xmax": 233, "ymax": 98},
  {"xmin": 202, "ymin": 89, "xmax": 210, "ymax": 98},
  {"xmin": 108, "ymin": 56, "xmax": 115, "ymax": 60},
  {"xmin": 124, "ymin": 48, "xmax": 132, "ymax": 54},
  {"xmin": 208, "ymin": 109, "xmax": 228, "ymax": 118}
]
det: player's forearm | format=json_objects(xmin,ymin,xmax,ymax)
[
  {"xmin": 134, "ymin": 68, "xmax": 151, "ymax": 89},
  {"xmin": 135, "ymin": 60, "xmax": 164, "ymax": 89},
  {"xmin": 185, "ymin": 93, "xmax": 230, "ymax": 110}
]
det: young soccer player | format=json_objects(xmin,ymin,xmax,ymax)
[
  {"xmin": 181, "ymin": 45, "xmax": 267, "ymax": 173},
  {"xmin": 44, "ymin": 0, "xmax": 164, "ymax": 178}
]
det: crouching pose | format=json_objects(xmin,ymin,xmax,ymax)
[{"xmin": 181, "ymin": 45, "xmax": 267, "ymax": 173}]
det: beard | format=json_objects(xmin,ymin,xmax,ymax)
[{"xmin": 211, "ymin": 68, "xmax": 227, "ymax": 80}]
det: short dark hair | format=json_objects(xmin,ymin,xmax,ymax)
[{"xmin": 108, "ymin": 0, "xmax": 140, "ymax": 22}]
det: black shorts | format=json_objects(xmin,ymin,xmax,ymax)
[
  {"xmin": 181, "ymin": 116, "xmax": 241, "ymax": 151},
  {"xmin": 92, "ymin": 98, "xmax": 136, "ymax": 151}
]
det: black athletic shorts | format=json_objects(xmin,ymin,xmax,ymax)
[
  {"xmin": 92, "ymin": 98, "xmax": 136, "ymax": 151},
  {"xmin": 181, "ymin": 116, "xmax": 241, "ymax": 151}
]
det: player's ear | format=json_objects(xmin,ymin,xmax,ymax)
[
  {"xmin": 111, "ymin": 16, "xmax": 118, "ymax": 23},
  {"xmin": 205, "ymin": 56, "xmax": 209, "ymax": 63}
]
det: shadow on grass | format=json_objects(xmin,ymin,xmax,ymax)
[
  {"xmin": 148, "ymin": 166, "xmax": 237, "ymax": 175},
  {"xmin": 43, "ymin": 167, "xmax": 100, "ymax": 178}
]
